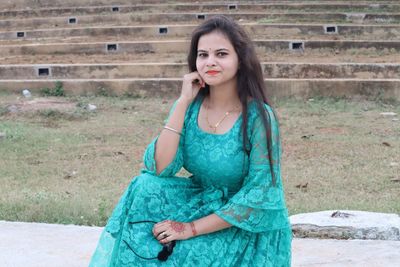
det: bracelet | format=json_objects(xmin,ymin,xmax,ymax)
[
  {"xmin": 163, "ymin": 126, "xmax": 182, "ymax": 136},
  {"xmin": 190, "ymin": 221, "xmax": 198, "ymax": 237}
]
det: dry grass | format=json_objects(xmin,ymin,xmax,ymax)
[
  {"xmin": 279, "ymin": 97, "xmax": 400, "ymax": 215},
  {"xmin": 0, "ymin": 92, "xmax": 399, "ymax": 226}
]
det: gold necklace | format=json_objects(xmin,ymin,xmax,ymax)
[{"xmin": 205, "ymin": 98, "xmax": 241, "ymax": 133}]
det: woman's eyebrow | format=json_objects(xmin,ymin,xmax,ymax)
[{"xmin": 197, "ymin": 48, "xmax": 229, "ymax": 53}]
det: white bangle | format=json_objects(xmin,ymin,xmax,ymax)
[{"xmin": 163, "ymin": 126, "xmax": 182, "ymax": 136}]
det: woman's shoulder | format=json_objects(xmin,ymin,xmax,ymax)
[{"xmin": 247, "ymin": 98, "xmax": 275, "ymax": 119}]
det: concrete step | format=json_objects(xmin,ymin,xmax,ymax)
[
  {"xmin": 1, "ymin": 3, "xmax": 400, "ymax": 20},
  {"xmin": 1, "ymin": 63, "xmax": 399, "ymax": 79},
  {"xmin": 1, "ymin": 220, "xmax": 399, "ymax": 267},
  {"xmin": 1, "ymin": 78, "xmax": 399, "ymax": 100},
  {"xmin": 1, "ymin": 23, "xmax": 400, "ymax": 42},
  {"xmin": 2, "ymin": 1, "xmax": 398, "ymax": 10},
  {"xmin": 1, "ymin": 49, "xmax": 398, "ymax": 64},
  {"xmin": 1, "ymin": 12, "xmax": 400, "ymax": 31},
  {"xmin": 1, "ymin": 39, "xmax": 400, "ymax": 57},
  {"xmin": 0, "ymin": 0, "xmax": 195, "ymax": 10}
]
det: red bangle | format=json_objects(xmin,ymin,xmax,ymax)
[{"xmin": 190, "ymin": 222, "xmax": 197, "ymax": 237}]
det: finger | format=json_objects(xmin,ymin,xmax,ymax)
[
  {"xmin": 188, "ymin": 72, "xmax": 203, "ymax": 85},
  {"xmin": 194, "ymin": 72, "xmax": 205, "ymax": 85},
  {"xmin": 157, "ymin": 228, "xmax": 170, "ymax": 236},
  {"xmin": 190, "ymin": 72, "xmax": 203, "ymax": 85},
  {"xmin": 156, "ymin": 231, "xmax": 165, "ymax": 241},
  {"xmin": 160, "ymin": 233, "xmax": 174, "ymax": 244},
  {"xmin": 196, "ymin": 74, "xmax": 205, "ymax": 86},
  {"xmin": 153, "ymin": 220, "xmax": 170, "ymax": 234},
  {"xmin": 193, "ymin": 78, "xmax": 205, "ymax": 90},
  {"xmin": 154, "ymin": 226, "xmax": 169, "ymax": 237},
  {"xmin": 153, "ymin": 224, "xmax": 166, "ymax": 235},
  {"xmin": 194, "ymin": 79, "xmax": 205, "ymax": 88},
  {"xmin": 198, "ymin": 79, "xmax": 206, "ymax": 88},
  {"xmin": 157, "ymin": 231, "xmax": 170, "ymax": 241}
]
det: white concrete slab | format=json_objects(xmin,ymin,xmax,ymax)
[
  {"xmin": 0, "ymin": 221, "xmax": 102, "ymax": 267},
  {"xmin": 0, "ymin": 220, "xmax": 399, "ymax": 267}
]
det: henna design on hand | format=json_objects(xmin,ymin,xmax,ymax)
[{"xmin": 170, "ymin": 221, "xmax": 186, "ymax": 234}]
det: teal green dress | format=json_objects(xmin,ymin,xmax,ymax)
[{"xmin": 89, "ymin": 94, "xmax": 292, "ymax": 266}]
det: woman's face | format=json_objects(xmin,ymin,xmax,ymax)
[{"xmin": 196, "ymin": 31, "xmax": 239, "ymax": 87}]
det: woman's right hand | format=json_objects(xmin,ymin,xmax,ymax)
[{"xmin": 179, "ymin": 71, "xmax": 205, "ymax": 104}]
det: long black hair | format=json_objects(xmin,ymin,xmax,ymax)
[{"xmin": 187, "ymin": 15, "xmax": 279, "ymax": 187}]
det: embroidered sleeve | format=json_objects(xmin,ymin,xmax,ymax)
[
  {"xmin": 141, "ymin": 100, "xmax": 186, "ymax": 177},
  {"xmin": 215, "ymin": 104, "xmax": 290, "ymax": 232}
]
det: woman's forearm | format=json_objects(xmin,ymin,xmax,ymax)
[
  {"xmin": 155, "ymin": 97, "xmax": 190, "ymax": 175},
  {"xmin": 191, "ymin": 213, "xmax": 232, "ymax": 236}
]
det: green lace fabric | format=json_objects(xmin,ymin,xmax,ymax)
[{"xmin": 89, "ymin": 94, "xmax": 292, "ymax": 266}]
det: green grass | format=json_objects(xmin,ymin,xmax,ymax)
[
  {"xmin": 277, "ymin": 97, "xmax": 400, "ymax": 215},
  {"xmin": 40, "ymin": 81, "xmax": 65, "ymax": 97},
  {"xmin": 0, "ymin": 94, "xmax": 399, "ymax": 226}
]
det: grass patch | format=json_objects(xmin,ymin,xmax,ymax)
[
  {"xmin": 35, "ymin": 108, "xmax": 91, "ymax": 121},
  {"xmin": 40, "ymin": 81, "xmax": 65, "ymax": 97},
  {"xmin": 0, "ymin": 94, "xmax": 399, "ymax": 226}
]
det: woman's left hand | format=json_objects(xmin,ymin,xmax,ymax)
[{"xmin": 152, "ymin": 220, "xmax": 192, "ymax": 244}]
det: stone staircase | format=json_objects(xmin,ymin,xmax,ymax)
[{"xmin": 0, "ymin": 0, "xmax": 399, "ymax": 100}]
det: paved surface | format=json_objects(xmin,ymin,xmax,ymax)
[{"xmin": 0, "ymin": 220, "xmax": 399, "ymax": 267}]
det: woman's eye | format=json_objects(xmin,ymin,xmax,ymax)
[
  {"xmin": 198, "ymin": 53, "xmax": 207, "ymax": 58},
  {"xmin": 217, "ymin": 52, "xmax": 227, "ymax": 57}
]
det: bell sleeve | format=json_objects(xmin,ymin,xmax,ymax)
[
  {"xmin": 141, "ymin": 99, "xmax": 187, "ymax": 177},
  {"xmin": 214, "ymin": 104, "xmax": 290, "ymax": 232}
]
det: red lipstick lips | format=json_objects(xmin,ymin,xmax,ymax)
[{"xmin": 206, "ymin": 70, "xmax": 220, "ymax": 76}]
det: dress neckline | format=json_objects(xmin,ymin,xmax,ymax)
[{"xmin": 195, "ymin": 95, "xmax": 243, "ymax": 136}]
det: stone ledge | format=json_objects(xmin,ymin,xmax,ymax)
[
  {"xmin": 290, "ymin": 210, "xmax": 400, "ymax": 241},
  {"xmin": 1, "ymin": 78, "xmax": 399, "ymax": 100},
  {"xmin": 2, "ymin": 62, "xmax": 400, "ymax": 79}
]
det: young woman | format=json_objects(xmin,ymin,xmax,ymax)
[{"xmin": 89, "ymin": 15, "xmax": 292, "ymax": 266}]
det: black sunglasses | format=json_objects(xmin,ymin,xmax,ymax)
[{"xmin": 122, "ymin": 220, "xmax": 176, "ymax": 262}]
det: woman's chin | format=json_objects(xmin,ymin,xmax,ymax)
[{"xmin": 204, "ymin": 80, "xmax": 221, "ymax": 87}]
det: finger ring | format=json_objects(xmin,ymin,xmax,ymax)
[{"xmin": 163, "ymin": 233, "xmax": 168, "ymax": 238}]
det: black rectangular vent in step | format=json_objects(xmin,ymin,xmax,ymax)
[
  {"xmin": 228, "ymin": 4, "xmax": 237, "ymax": 10},
  {"xmin": 324, "ymin": 25, "xmax": 338, "ymax": 34},
  {"xmin": 290, "ymin": 42, "xmax": 304, "ymax": 51},
  {"xmin": 107, "ymin": 44, "xmax": 118, "ymax": 52},
  {"xmin": 68, "ymin": 17, "xmax": 77, "ymax": 24},
  {"xmin": 159, "ymin": 27, "xmax": 168, "ymax": 34},
  {"xmin": 37, "ymin": 68, "xmax": 50, "ymax": 76},
  {"xmin": 112, "ymin": 6, "xmax": 119, "ymax": 12},
  {"xmin": 17, "ymin": 32, "xmax": 25, "ymax": 38},
  {"xmin": 197, "ymin": 14, "xmax": 206, "ymax": 20}
]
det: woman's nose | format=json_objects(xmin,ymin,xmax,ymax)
[{"xmin": 206, "ymin": 55, "xmax": 216, "ymax": 66}]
